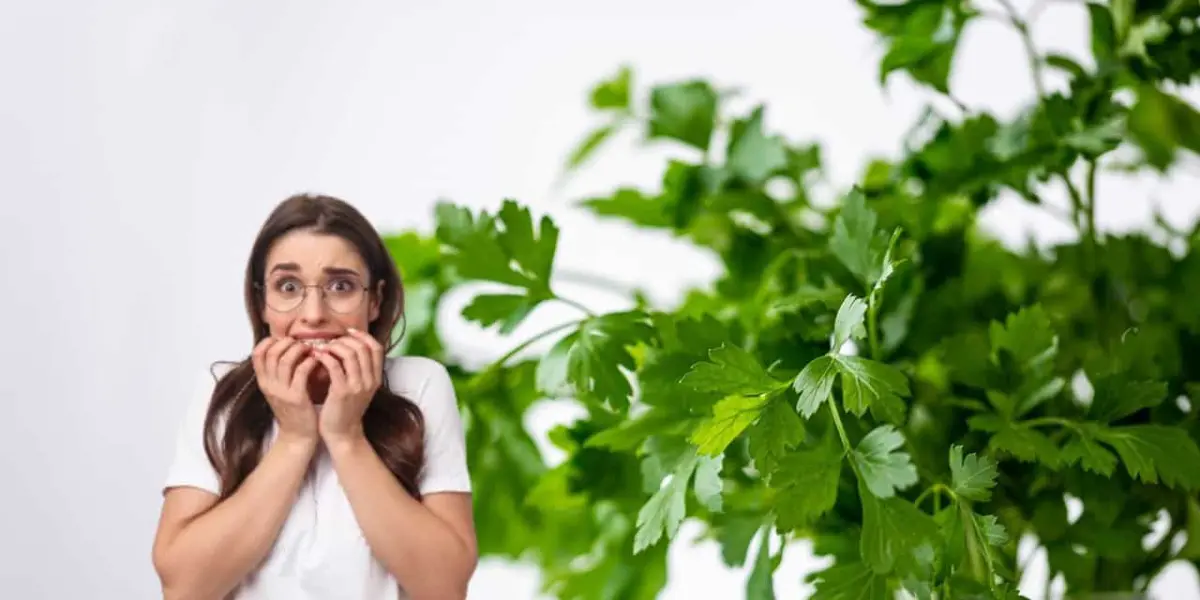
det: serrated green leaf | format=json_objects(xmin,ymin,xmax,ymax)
[
  {"xmin": 1060, "ymin": 430, "xmax": 1119, "ymax": 476},
  {"xmin": 1088, "ymin": 375, "xmax": 1167, "ymax": 422},
  {"xmin": 436, "ymin": 199, "xmax": 558, "ymax": 292},
  {"xmin": 681, "ymin": 343, "xmax": 785, "ymax": 396},
  {"xmin": 586, "ymin": 408, "xmax": 695, "ymax": 452},
  {"xmin": 693, "ymin": 453, "xmax": 724, "ymax": 512},
  {"xmin": 852, "ymin": 425, "xmax": 919, "ymax": 499},
  {"xmin": 862, "ymin": 0, "xmax": 972, "ymax": 93},
  {"xmin": 859, "ymin": 482, "xmax": 940, "ymax": 575},
  {"xmin": 968, "ymin": 415, "xmax": 1063, "ymax": 468},
  {"xmin": 772, "ymin": 434, "xmax": 844, "ymax": 531},
  {"xmin": 537, "ymin": 311, "xmax": 656, "ymax": 410},
  {"xmin": 794, "ymin": 355, "xmax": 838, "ymax": 417},
  {"xmin": 1094, "ymin": 424, "xmax": 1200, "ymax": 490},
  {"xmin": 647, "ymin": 80, "xmax": 718, "ymax": 151},
  {"xmin": 989, "ymin": 304, "xmax": 1057, "ymax": 372},
  {"xmin": 748, "ymin": 399, "xmax": 806, "ymax": 475},
  {"xmin": 690, "ymin": 394, "xmax": 770, "ymax": 456},
  {"xmin": 461, "ymin": 293, "xmax": 539, "ymax": 334},
  {"xmin": 807, "ymin": 561, "xmax": 892, "ymax": 600},
  {"xmin": 949, "ymin": 445, "xmax": 998, "ymax": 502},
  {"xmin": 727, "ymin": 106, "xmax": 789, "ymax": 184},
  {"xmin": 829, "ymin": 189, "xmax": 892, "ymax": 289},
  {"xmin": 634, "ymin": 451, "xmax": 697, "ymax": 553},
  {"xmin": 833, "ymin": 354, "xmax": 910, "ymax": 423},
  {"xmin": 580, "ymin": 188, "xmax": 672, "ymax": 228},
  {"xmin": 832, "ymin": 295, "xmax": 868, "ymax": 350},
  {"xmin": 436, "ymin": 200, "xmax": 559, "ymax": 331}
]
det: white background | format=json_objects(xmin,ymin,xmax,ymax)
[{"xmin": 2, "ymin": 0, "xmax": 1199, "ymax": 598}]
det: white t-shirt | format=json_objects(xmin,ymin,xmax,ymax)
[{"xmin": 162, "ymin": 355, "xmax": 472, "ymax": 600}]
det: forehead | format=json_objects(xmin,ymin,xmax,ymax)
[{"xmin": 264, "ymin": 229, "xmax": 367, "ymax": 274}]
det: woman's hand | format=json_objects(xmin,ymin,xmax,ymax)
[
  {"xmin": 251, "ymin": 336, "xmax": 320, "ymax": 445},
  {"xmin": 314, "ymin": 328, "xmax": 383, "ymax": 446}
]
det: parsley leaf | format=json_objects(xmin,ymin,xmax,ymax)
[
  {"xmin": 537, "ymin": 311, "xmax": 656, "ymax": 411},
  {"xmin": 435, "ymin": 200, "xmax": 559, "ymax": 331},
  {"xmin": 949, "ymin": 445, "xmax": 999, "ymax": 502},
  {"xmin": 772, "ymin": 434, "xmax": 844, "ymax": 532},
  {"xmin": 681, "ymin": 343, "xmax": 786, "ymax": 397},
  {"xmin": 829, "ymin": 189, "xmax": 892, "ymax": 289},
  {"xmin": 634, "ymin": 449, "xmax": 723, "ymax": 553},
  {"xmin": 747, "ymin": 398, "xmax": 806, "ymax": 476},
  {"xmin": 793, "ymin": 355, "xmax": 838, "ymax": 418},
  {"xmin": 852, "ymin": 425, "xmax": 919, "ymax": 499},
  {"xmin": 859, "ymin": 482, "xmax": 940, "ymax": 575},
  {"xmin": 808, "ymin": 561, "xmax": 892, "ymax": 600},
  {"xmin": 1094, "ymin": 425, "xmax": 1200, "ymax": 490},
  {"xmin": 833, "ymin": 355, "xmax": 909, "ymax": 424},
  {"xmin": 832, "ymin": 295, "xmax": 868, "ymax": 350},
  {"xmin": 690, "ymin": 394, "xmax": 771, "ymax": 457}
]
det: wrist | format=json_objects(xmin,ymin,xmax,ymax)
[
  {"xmin": 323, "ymin": 429, "xmax": 368, "ymax": 456},
  {"xmin": 274, "ymin": 432, "xmax": 319, "ymax": 454}
]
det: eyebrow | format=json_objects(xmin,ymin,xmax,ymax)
[{"xmin": 268, "ymin": 263, "xmax": 365, "ymax": 278}]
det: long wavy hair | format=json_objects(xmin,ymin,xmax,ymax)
[{"xmin": 202, "ymin": 193, "xmax": 425, "ymax": 499}]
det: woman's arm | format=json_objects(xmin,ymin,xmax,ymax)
[
  {"xmin": 327, "ymin": 435, "xmax": 478, "ymax": 600},
  {"xmin": 151, "ymin": 435, "xmax": 316, "ymax": 600}
]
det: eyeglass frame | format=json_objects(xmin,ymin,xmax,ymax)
[{"xmin": 253, "ymin": 276, "xmax": 375, "ymax": 315}]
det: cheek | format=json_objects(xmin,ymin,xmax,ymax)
[
  {"xmin": 263, "ymin": 312, "xmax": 294, "ymax": 337},
  {"xmin": 334, "ymin": 312, "xmax": 372, "ymax": 333}
]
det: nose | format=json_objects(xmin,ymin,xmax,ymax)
[{"xmin": 298, "ymin": 287, "xmax": 330, "ymax": 324}]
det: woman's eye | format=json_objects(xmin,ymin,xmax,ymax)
[
  {"xmin": 329, "ymin": 279, "xmax": 357, "ymax": 293},
  {"xmin": 275, "ymin": 279, "xmax": 301, "ymax": 294}
]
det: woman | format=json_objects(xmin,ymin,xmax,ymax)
[{"xmin": 152, "ymin": 194, "xmax": 477, "ymax": 600}]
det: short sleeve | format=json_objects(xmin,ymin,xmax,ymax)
[
  {"xmin": 402, "ymin": 358, "xmax": 472, "ymax": 495},
  {"xmin": 162, "ymin": 368, "xmax": 223, "ymax": 496}
]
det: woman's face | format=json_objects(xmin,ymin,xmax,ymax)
[{"xmin": 260, "ymin": 228, "xmax": 380, "ymax": 350}]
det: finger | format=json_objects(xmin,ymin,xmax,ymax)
[
  {"xmin": 339, "ymin": 335, "xmax": 375, "ymax": 390},
  {"xmin": 278, "ymin": 342, "xmax": 310, "ymax": 382},
  {"xmin": 252, "ymin": 337, "xmax": 278, "ymax": 382},
  {"xmin": 265, "ymin": 337, "xmax": 294, "ymax": 382},
  {"xmin": 290, "ymin": 355, "xmax": 320, "ymax": 390},
  {"xmin": 314, "ymin": 351, "xmax": 347, "ymax": 391},
  {"xmin": 325, "ymin": 341, "xmax": 364, "ymax": 393},
  {"xmin": 348, "ymin": 328, "xmax": 383, "ymax": 381}
]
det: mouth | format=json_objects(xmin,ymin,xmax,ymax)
[{"xmin": 295, "ymin": 336, "xmax": 339, "ymax": 348}]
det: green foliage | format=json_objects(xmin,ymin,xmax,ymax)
[{"xmin": 383, "ymin": 2, "xmax": 1200, "ymax": 598}]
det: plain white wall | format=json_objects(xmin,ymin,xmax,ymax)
[{"xmin": 1, "ymin": 0, "xmax": 1198, "ymax": 598}]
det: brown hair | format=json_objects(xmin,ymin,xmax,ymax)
[{"xmin": 202, "ymin": 193, "xmax": 425, "ymax": 499}]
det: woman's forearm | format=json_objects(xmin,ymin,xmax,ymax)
[
  {"xmin": 155, "ymin": 436, "xmax": 316, "ymax": 600},
  {"xmin": 327, "ymin": 435, "xmax": 476, "ymax": 600}
]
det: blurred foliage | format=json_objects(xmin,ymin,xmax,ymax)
[{"xmin": 384, "ymin": 1, "xmax": 1200, "ymax": 598}]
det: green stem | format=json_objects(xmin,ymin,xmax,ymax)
[
  {"xmin": 490, "ymin": 319, "xmax": 584, "ymax": 368},
  {"xmin": 827, "ymin": 397, "xmax": 854, "ymax": 458},
  {"xmin": 555, "ymin": 295, "xmax": 597, "ymax": 317},
  {"xmin": 915, "ymin": 482, "xmax": 956, "ymax": 510},
  {"xmin": 867, "ymin": 287, "xmax": 883, "ymax": 361},
  {"xmin": 1023, "ymin": 416, "xmax": 1081, "ymax": 432}
]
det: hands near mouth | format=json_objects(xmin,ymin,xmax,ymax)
[{"xmin": 251, "ymin": 328, "xmax": 385, "ymax": 446}]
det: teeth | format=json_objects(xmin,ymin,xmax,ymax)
[{"xmin": 301, "ymin": 339, "xmax": 331, "ymax": 347}]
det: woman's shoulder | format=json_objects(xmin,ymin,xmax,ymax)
[{"xmin": 383, "ymin": 355, "xmax": 456, "ymax": 405}]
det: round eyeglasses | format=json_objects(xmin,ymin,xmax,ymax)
[{"xmin": 257, "ymin": 276, "xmax": 369, "ymax": 314}]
